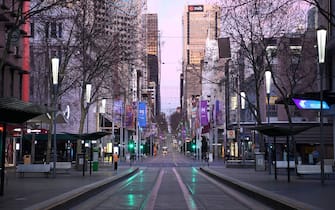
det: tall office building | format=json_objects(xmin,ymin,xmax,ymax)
[
  {"xmin": 145, "ymin": 13, "xmax": 161, "ymax": 116},
  {"xmin": 181, "ymin": 4, "xmax": 221, "ymax": 116}
]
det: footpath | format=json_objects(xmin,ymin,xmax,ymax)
[
  {"xmin": 201, "ymin": 165, "xmax": 335, "ymax": 210},
  {"xmin": 0, "ymin": 163, "xmax": 136, "ymax": 210},
  {"xmin": 0, "ymin": 160, "xmax": 334, "ymax": 210}
]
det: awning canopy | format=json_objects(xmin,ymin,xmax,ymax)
[
  {"xmin": 0, "ymin": 97, "xmax": 56, "ymax": 124},
  {"xmin": 23, "ymin": 133, "xmax": 77, "ymax": 141},
  {"xmin": 23, "ymin": 132, "xmax": 112, "ymax": 141},
  {"xmin": 28, "ymin": 112, "xmax": 67, "ymax": 124},
  {"xmin": 251, "ymin": 124, "xmax": 317, "ymax": 137},
  {"xmin": 63, "ymin": 131, "xmax": 112, "ymax": 140}
]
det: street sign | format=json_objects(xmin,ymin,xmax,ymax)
[{"xmin": 292, "ymin": 98, "xmax": 330, "ymax": 110}]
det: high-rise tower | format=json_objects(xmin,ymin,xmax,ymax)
[{"xmin": 181, "ymin": 4, "xmax": 220, "ymax": 117}]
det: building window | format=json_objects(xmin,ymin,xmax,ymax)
[
  {"xmin": 45, "ymin": 21, "xmax": 63, "ymax": 39},
  {"xmin": 30, "ymin": 22, "xmax": 35, "ymax": 38},
  {"xmin": 58, "ymin": 23, "xmax": 62, "ymax": 38},
  {"xmin": 45, "ymin": 22, "xmax": 49, "ymax": 38},
  {"xmin": 51, "ymin": 22, "xmax": 57, "ymax": 38}
]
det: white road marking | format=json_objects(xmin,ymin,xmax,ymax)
[
  {"xmin": 144, "ymin": 169, "xmax": 164, "ymax": 210},
  {"xmin": 172, "ymin": 167, "xmax": 198, "ymax": 210}
]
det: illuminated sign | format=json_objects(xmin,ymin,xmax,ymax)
[
  {"xmin": 188, "ymin": 5, "xmax": 204, "ymax": 12},
  {"xmin": 292, "ymin": 98, "xmax": 330, "ymax": 110}
]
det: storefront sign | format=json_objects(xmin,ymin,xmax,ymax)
[{"xmin": 227, "ymin": 130, "xmax": 235, "ymax": 139}]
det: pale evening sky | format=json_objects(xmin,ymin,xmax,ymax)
[{"xmin": 147, "ymin": 0, "xmax": 208, "ymax": 115}]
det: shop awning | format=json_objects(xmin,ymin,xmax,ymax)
[
  {"xmin": 23, "ymin": 133, "xmax": 78, "ymax": 141},
  {"xmin": 63, "ymin": 131, "xmax": 112, "ymax": 140},
  {"xmin": 23, "ymin": 132, "xmax": 112, "ymax": 141},
  {"xmin": 0, "ymin": 97, "xmax": 56, "ymax": 124}
]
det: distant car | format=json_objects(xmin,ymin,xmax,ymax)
[{"xmin": 162, "ymin": 146, "xmax": 168, "ymax": 155}]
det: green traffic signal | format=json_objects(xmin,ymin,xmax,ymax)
[
  {"xmin": 128, "ymin": 142, "xmax": 134, "ymax": 149},
  {"xmin": 140, "ymin": 145, "xmax": 144, "ymax": 150}
]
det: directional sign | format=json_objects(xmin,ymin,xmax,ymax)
[{"xmin": 292, "ymin": 98, "xmax": 330, "ymax": 110}]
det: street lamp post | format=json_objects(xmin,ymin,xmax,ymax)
[
  {"xmin": 51, "ymin": 58, "xmax": 59, "ymax": 178},
  {"xmin": 265, "ymin": 70, "xmax": 271, "ymax": 175},
  {"xmin": 86, "ymin": 83, "xmax": 92, "ymax": 176},
  {"xmin": 317, "ymin": 27, "xmax": 327, "ymax": 185},
  {"xmin": 240, "ymin": 91, "xmax": 246, "ymax": 163}
]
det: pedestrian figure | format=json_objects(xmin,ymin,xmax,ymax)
[
  {"xmin": 113, "ymin": 152, "xmax": 119, "ymax": 171},
  {"xmin": 312, "ymin": 149, "xmax": 320, "ymax": 164}
]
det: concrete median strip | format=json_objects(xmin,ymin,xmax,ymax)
[
  {"xmin": 24, "ymin": 168, "xmax": 139, "ymax": 210},
  {"xmin": 200, "ymin": 167, "xmax": 321, "ymax": 210}
]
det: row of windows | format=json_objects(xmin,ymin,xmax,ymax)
[{"xmin": 30, "ymin": 22, "xmax": 63, "ymax": 39}]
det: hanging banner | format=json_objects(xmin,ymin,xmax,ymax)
[
  {"xmin": 200, "ymin": 100, "xmax": 208, "ymax": 126},
  {"xmin": 125, "ymin": 104, "xmax": 135, "ymax": 129},
  {"xmin": 216, "ymin": 100, "xmax": 224, "ymax": 126},
  {"xmin": 138, "ymin": 102, "xmax": 146, "ymax": 128},
  {"xmin": 113, "ymin": 100, "xmax": 123, "ymax": 126}
]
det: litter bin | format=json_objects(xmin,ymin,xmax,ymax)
[
  {"xmin": 23, "ymin": 155, "xmax": 31, "ymax": 164},
  {"xmin": 255, "ymin": 152, "xmax": 265, "ymax": 171},
  {"xmin": 93, "ymin": 161, "xmax": 98, "ymax": 171},
  {"xmin": 76, "ymin": 153, "xmax": 87, "ymax": 171},
  {"xmin": 92, "ymin": 149, "xmax": 99, "ymax": 171}
]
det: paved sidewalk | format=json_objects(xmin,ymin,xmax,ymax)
[
  {"xmin": 202, "ymin": 165, "xmax": 335, "ymax": 210},
  {"xmin": 0, "ymin": 162, "xmax": 134, "ymax": 210}
]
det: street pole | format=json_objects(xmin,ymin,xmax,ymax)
[
  {"xmin": 265, "ymin": 70, "xmax": 271, "ymax": 175},
  {"xmin": 51, "ymin": 58, "xmax": 59, "ymax": 178},
  {"xmin": 317, "ymin": 27, "xmax": 326, "ymax": 185},
  {"xmin": 85, "ymin": 83, "xmax": 91, "ymax": 176}
]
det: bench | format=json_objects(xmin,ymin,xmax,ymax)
[
  {"xmin": 16, "ymin": 164, "xmax": 50, "ymax": 177},
  {"xmin": 274, "ymin": 161, "xmax": 296, "ymax": 169},
  {"xmin": 297, "ymin": 164, "xmax": 333, "ymax": 176},
  {"xmin": 50, "ymin": 162, "xmax": 72, "ymax": 173},
  {"xmin": 226, "ymin": 159, "xmax": 255, "ymax": 168}
]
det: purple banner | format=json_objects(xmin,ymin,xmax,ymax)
[
  {"xmin": 113, "ymin": 100, "xmax": 123, "ymax": 126},
  {"xmin": 200, "ymin": 100, "xmax": 208, "ymax": 126},
  {"xmin": 125, "ymin": 105, "xmax": 135, "ymax": 129}
]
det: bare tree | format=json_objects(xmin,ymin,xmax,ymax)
[
  {"xmin": 1, "ymin": 1, "xmax": 78, "ymax": 75},
  {"xmin": 211, "ymin": 0, "xmax": 312, "ymax": 151},
  {"xmin": 170, "ymin": 109, "xmax": 183, "ymax": 135},
  {"xmin": 30, "ymin": 0, "xmax": 146, "ymax": 161}
]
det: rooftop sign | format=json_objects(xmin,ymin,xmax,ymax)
[{"xmin": 188, "ymin": 5, "xmax": 204, "ymax": 12}]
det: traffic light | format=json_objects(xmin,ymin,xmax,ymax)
[
  {"xmin": 128, "ymin": 140, "xmax": 135, "ymax": 154},
  {"xmin": 192, "ymin": 140, "xmax": 196, "ymax": 151},
  {"xmin": 140, "ymin": 144, "xmax": 144, "ymax": 150}
]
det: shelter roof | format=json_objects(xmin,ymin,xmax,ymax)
[
  {"xmin": 0, "ymin": 97, "xmax": 56, "ymax": 124},
  {"xmin": 251, "ymin": 124, "xmax": 317, "ymax": 137}
]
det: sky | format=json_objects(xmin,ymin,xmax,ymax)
[{"xmin": 147, "ymin": 0, "xmax": 207, "ymax": 116}]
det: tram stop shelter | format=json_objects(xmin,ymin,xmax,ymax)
[
  {"xmin": 252, "ymin": 124, "xmax": 316, "ymax": 182},
  {"xmin": 0, "ymin": 97, "xmax": 57, "ymax": 196}
]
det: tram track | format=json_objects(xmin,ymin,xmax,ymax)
[{"xmin": 67, "ymin": 167, "xmax": 272, "ymax": 210}]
